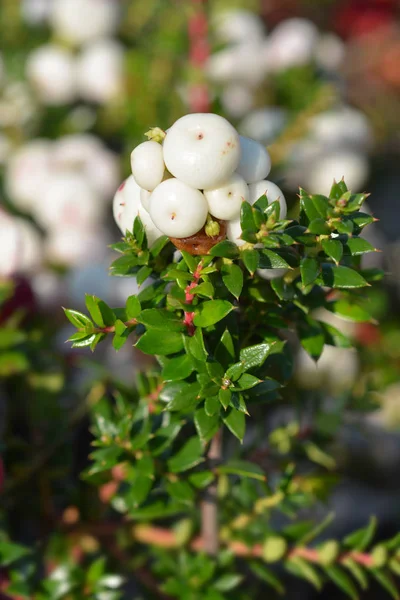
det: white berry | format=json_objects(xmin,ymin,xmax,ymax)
[
  {"xmin": 131, "ymin": 141, "xmax": 165, "ymax": 191},
  {"xmin": 236, "ymin": 136, "xmax": 271, "ymax": 183},
  {"xmin": 226, "ymin": 217, "xmax": 244, "ymax": 247},
  {"xmin": 204, "ymin": 173, "xmax": 248, "ymax": 221},
  {"xmin": 163, "ymin": 113, "xmax": 240, "ymax": 190},
  {"xmin": 76, "ymin": 39, "xmax": 124, "ymax": 105},
  {"xmin": 248, "ymin": 180, "xmax": 287, "ymax": 218},
  {"xmin": 50, "ymin": 0, "xmax": 119, "ymax": 46},
  {"xmin": 140, "ymin": 188, "xmax": 151, "ymax": 213},
  {"xmin": 149, "ymin": 178, "xmax": 208, "ymax": 238},
  {"xmin": 113, "ymin": 175, "xmax": 163, "ymax": 246},
  {"xmin": 26, "ymin": 44, "xmax": 77, "ymax": 105}
]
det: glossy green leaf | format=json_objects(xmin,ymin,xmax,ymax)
[
  {"xmin": 214, "ymin": 574, "xmax": 243, "ymax": 592},
  {"xmin": 223, "ymin": 408, "xmax": 245, "ymax": 442},
  {"xmin": 135, "ymin": 330, "xmax": 184, "ymax": 355},
  {"xmin": 194, "ymin": 407, "xmax": 220, "ymax": 443},
  {"xmin": 345, "ymin": 237, "xmax": 376, "ymax": 256},
  {"xmin": 162, "ymin": 354, "xmax": 194, "ymax": 381},
  {"xmin": 242, "ymin": 249, "xmax": 259, "ymax": 275},
  {"xmin": 168, "ymin": 436, "xmax": 204, "ymax": 473},
  {"xmin": 300, "ymin": 257, "xmax": 320, "ymax": 288},
  {"xmin": 324, "ymin": 565, "xmax": 359, "ymax": 600},
  {"xmin": 259, "ymin": 250, "xmax": 290, "ymax": 269},
  {"xmin": 63, "ymin": 308, "xmax": 93, "ymax": 329},
  {"xmin": 126, "ymin": 295, "xmax": 141, "ymax": 319},
  {"xmin": 194, "ymin": 300, "xmax": 234, "ymax": 327},
  {"xmin": 138, "ymin": 309, "xmax": 184, "ymax": 331},
  {"xmin": 235, "ymin": 373, "xmax": 261, "ymax": 390},
  {"xmin": 218, "ymin": 460, "xmax": 265, "ymax": 481},
  {"xmin": 321, "ymin": 265, "xmax": 368, "ymax": 289},
  {"xmin": 209, "ymin": 240, "xmax": 239, "ymax": 258},
  {"xmin": 222, "ymin": 263, "xmax": 243, "ymax": 299},
  {"xmin": 166, "ymin": 381, "xmax": 201, "ymax": 412},
  {"xmin": 219, "ymin": 388, "xmax": 232, "ymax": 410},
  {"xmin": 321, "ymin": 238, "xmax": 343, "ymax": 264},
  {"xmin": 240, "ymin": 342, "xmax": 275, "ymax": 371}
]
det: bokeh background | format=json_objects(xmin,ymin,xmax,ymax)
[{"xmin": 1, "ymin": 0, "xmax": 400, "ymax": 597}]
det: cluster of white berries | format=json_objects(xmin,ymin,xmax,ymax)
[
  {"xmin": 113, "ymin": 113, "xmax": 286, "ymax": 249},
  {"xmin": 208, "ymin": 11, "xmax": 345, "ymax": 119},
  {"xmin": 21, "ymin": 0, "xmax": 123, "ymax": 106},
  {"xmin": 5, "ymin": 135, "xmax": 120, "ymax": 267}
]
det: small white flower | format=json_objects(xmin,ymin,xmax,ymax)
[
  {"xmin": 149, "ymin": 178, "xmax": 208, "ymax": 239},
  {"xmin": 204, "ymin": 173, "xmax": 248, "ymax": 221},
  {"xmin": 26, "ymin": 44, "xmax": 77, "ymax": 105},
  {"xmin": 236, "ymin": 136, "xmax": 271, "ymax": 184},
  {"xmin": 50, "ymin": 0, "xmax": 120, "ymax": 45},
  {"xmin": 163, "ymin": 113, "xmax": 240, "ymax": 190},
  {"xmin": 131, "ymin": 141, "xmax": 165, "ymax": 191},
  {"xmin": 76, "ymin": 39, "xmax": 124, "ymax": 104}
]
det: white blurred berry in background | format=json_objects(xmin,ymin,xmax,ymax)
[
  {"xmin": 26, "ymin": 44, "xmax": 77, "ymax": 105},
  {"xmin": 49, "ymin": 0, "xmax": 120, "ymax": 46},
  {"xmin": 264, "ymin": 18, "xmax": 319, "ymax": 72},
  {"xmin": 21, "ymin": 0, "xmax": 53, "ymax": 25},
  {"xmin": 77, "ymin": 39, "xmax": 125, "ymax": 105},
  {"xmin": 0, "ymin": 210, "xmax": 43, "ymax": 277}
]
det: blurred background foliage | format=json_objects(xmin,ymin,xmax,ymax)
[{"xmin": 1, "ymin": 0, "xmax": 400, "ymax": 598}]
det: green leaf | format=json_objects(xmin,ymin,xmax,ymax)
[
  {"xmin": 322, "ymin": 238, "xmax": 343, "ymax": 264},
  {"xmin": 336, "ymin": 219, "xmax": 354, "ymax": 235},
  {"xmin": 223, "ymin": 408, "xmax": 245, "ymax": 442},
  {"xmin": 136, "ymin": 265, "xmax": 152, "ymax": 286},
  {"xmin": 209, "ymin": 240, "xmax": 239, "ymax": 258},
  {"xmin": 308, "ymin": 218, "xmax": 331, "ymax": 235},
  {"xmin": 191, "ymin": 281, "xmax": 214, "ymax": 298},
  {"xmin": 344, "ymin": 517, "xmax": 377, "ymax": 551},
  {"xmin": 371, "ymin": 569, "xmax": 399, "ymax": 600},
  {"xmin": 85, "ymin": 295, "xmax": 115, "ymax": 327},
  {"xmin": 63, "ymin": 308, "xmax": 92, "ymax": 329},
  {"xmin": 194, "ymin": 408, "xmax": 220, "ymax": 443},
  {"xmin": 180, "ymin": 250, "xmax": 198, "ymax": 273},
  {"xmin": 194, "ymin": 300, "xmax": 234, "ymax": 327},
  {"xmin": 330, "ymin": 180, "xmax": 347, "ymax": 200},
  {"xmin": 225, "ymin": 362, "xmax": 244, "ymax": 381},
  {"xmin": 135, "ymin": 330, "xmax": 184, "ymax": 355},
  {"xmin": 240, "ymin": 342, "xmax": 275, "ymax": 371},
  {"xmin": 150, "ymin": 235, "xmax": 170, "ymax": 256},
  {"xmin": 304, "ymin": 441, "xmax": 336, "ymax": 470},
  {"xmin": 68, "ymin": 332, "xmax": 97, "ymax": 348},
  {"xmin": 298, "ymin": 316, "xmax": 324, "ymax": 360},
  {"xmin": 286, "ymin": 557, "xmax": 323, "ymax": 591},
  {"xmin": 324, "ymin": 565, "xmax": 359, "ymax": 600},
  {"xmin": 328, "ymin": 299, "xmax": 372, "ymax": 323},
  {"xmin": 184, "ymin": 327, "xmax": 208, "ymax": 361},
  {"xmin": 0, "ymin": 541, "xmax": 31, "ymax": 566},
  {"xmin": 189, "ymin": 471, "xmax": 215, "ymax": 489},
  {"xmin": 214, "ymin": 574, "xmax": 243, "ymax": 592},
  {"xmin": 259, "ymin": 250, "xmax": 290, "ymax": 269},
  {"xmin": 300, "ymin": 257, "xmax": 320, "ymax": 288},
  {"xmin": 126, "ymin": 295, "xmax": 141, "ymax": 319},
  {"xmin": 218, "ymin": 460, "xmax": 265, "ymax": 481},
  {"xmin": 299, "ymin": 512, "xmax": 335, "ymax": 545},
  {"xmin": 222, "ymin": 263, "xmax": 243, "ymax": 299},
  {"xmin": 205, "ymin": 395, "xmax": 220, "ymax": 416},
  {"xmin": 162, "ymin": 354, "xmax": 194, "ymax": 381},
  {"xmin": 321, "ymin": 265, "xmax": 369, "ymax": 289},
  {"xmin": 215, "ymin": 329, "xmax": 236, "ymax": 370},
  {"xmin": 219, "ymin": 388, "xmax": 232, "ymax": 410},
  {"xmin": 235, "ymin": 373, "xmax": 261, "ymax": 390},
  {"xmin": 166, "ymin": 382, "xmax": 201, "ymax": 412},
  {"xmin": 168, "ymin": 436, "xmax": 204, "ymax": 473},
  {"xmin": 242, "ymin": 249, "xmax": 259, "ymax": 275},
  {"xmin": 134, "ymin": 215, "xmax": 146, "ymax": 246},
  {"xmin": 138, "ymin": 309, "xmax": 184, "ymax": 331},
  {"xmin": 350, "ymin": 212, "xmax": 374, "ymax": 231},
  {"xmin": 342, "ymin": 558, "xmax": 368, "ymax": 590},
  {"xmin": 166, "ymin": 480, "xmax": 195, "ymax": 505},
  {"xmin": 249, "ymin": 561, "xmax": 285, "ymax": 595},
  {"xmin": 345, "ymin": 237, "xmax": 376, "ymax": 256},
  {"xmin": 301, "ymin": 193, "xmax": 328, "ymax": 221}
]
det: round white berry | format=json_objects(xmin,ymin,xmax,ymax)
[
  {"xmin": 213, "ymin": 10, "xmax": 265, "ymax": 45},
  {"xmin": 140, "ymin": 188, "xmax": 151, "ymax": 213},
  {"xmin": 5, "ymin": 140, "xmax": 52, "ymax": 211},
  {"xmin": 131, "ymin": 141, "xmax": 165, "ymax": 191},
  {"xmin": 248, "ymin": 180, "xmax": 287, "ymax": 218},
  {"xmin": 236, "ymin": 136, "xmax": 271, "ymax": 183},
  {"xmin": 226, "ymin": 217, "xmax": 244, "ymax": 247},
  {"xmin": 45, "ymin": 226, "xmax": 108, "ymax": 267},
  {"xmin": 163, "ymin": 113, "xmax": 240, "ymax": 190},
  {"xmin": 149, "ymin": 178, "xmax": 208, "ymax": 238},
  {"xmin": 204, "ymin": 173, "xmax": 248, "ymax": 221},
  {"xmin": 113, "ymin": 175, "xmax": 163, "ymax": 246},
  {"xmin": 76, "ymin": 39, "xmax": 124, "ymax": 104},
  {"xmin": 265, "ymin": 18, "xmax": 319, "ymax": 72},
  {"xmin": 49, "ymin": 0, "xmax": 119, "ymax": 45},
  {"xmin": 257, "ymin": 268, "xmax": 287, "ymax": 281},
  {"xmin": 26, "ymin": 44, "xmax": 77, "ymax": 105},
  {"xmin": 35, "ymin": 172, "xmax": 100, "ymax": 229}
]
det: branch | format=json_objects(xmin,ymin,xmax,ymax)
[{"xmin": 200, "ymin": 429, "xmax": 222, "ymax": 555}]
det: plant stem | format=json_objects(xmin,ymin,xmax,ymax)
[{"xmin": 201, "ymin": 429, "xmax": 222, "ymax": 555}]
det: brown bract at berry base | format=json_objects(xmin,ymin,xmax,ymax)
[{"xmin": 170, "ymin": 218, "xmax": 227, "ymax": 256}]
